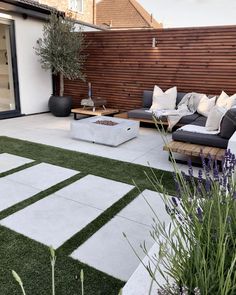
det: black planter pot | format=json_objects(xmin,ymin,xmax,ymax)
[{"xmin": 48, "ymin": 95, "xmax": 72, "ymax": 117}]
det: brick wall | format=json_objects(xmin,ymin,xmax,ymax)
[{"xmin": 39, "ymin": 0, "xmax": 95, "ymax": 24}]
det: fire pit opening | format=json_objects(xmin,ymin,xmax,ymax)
[{"xmin": 94, "ymin": 120, "xmax": 119, "ymax": 126}]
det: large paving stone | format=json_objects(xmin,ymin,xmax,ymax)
[
  {"xmin": 5, "ymin": 163, "xmax": 78, "ymax": 190},
  {"xmin": 70, "ymin": 190, "xmax": 171, "ymax": 281},
  {"xmin": 0, "ymin": 178, "xmax": 39, "ymax": 211},
  {"xmin": 55, "ymin": 175, "xmax": 134, "ymax": 210},
  {"xmin": 117, "ymin": 189, "xmax": 170, "ymax": 226},
  {"xmin": 0, "ymin": 175, "xmax": 132, "ymax": 248},
  {"xmin": 0, "ymin": 153, "xmax": 33, "ymax": 174},
  {"xmin": 0, "ymin": 195, "xmax": 102, "ymax": 249},
  {"xmin": 71, "ymin": 217, "xmax": 152, "ymax": 281}
]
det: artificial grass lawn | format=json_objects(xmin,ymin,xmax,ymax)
[{"xmin": 0, "ymin": 136, "xmax": 175, "ymax": 295}]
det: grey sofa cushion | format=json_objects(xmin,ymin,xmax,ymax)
[
  {"xmin": 128, "ymin": 108, "xmax": 153, "ymax": 120},
  {"xmin": 220, "ymin": 108, "xmax": 236, "ymax": 139},
  {"xmin": 128, "ymin": 108, "xmax": 167, "ymax": 122},
  {"xmin": 178, "ymin": 113, "xmax": 200, "ymax": 125},
  {"xmin": 176, "ymin": 92, "xmax": 186, "ymax": 105},
  {"xmin": 142, "ymin": 91, "xmax": 153, "ymax": 108},
  {"xmin": 191, "ymin": 116, "xmax": 207, "ymax": 126},
  {"xmin": 172, "ymin": 130, "xmax": 228, "ymax": 149}
]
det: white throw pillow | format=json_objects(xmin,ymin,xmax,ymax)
[
  {"xmin": 197, "ymin": 95, "xmax": 216, "ymax": 117},
  {"xmin": 150, "ymin": 86, "xmax": 177, "ymax": 111},
  {"xmin": 205, "ymin": 106, "xmax": 226, "ymax": 131},
  {"xmin": 216, "ymin": 91, "xmax": 236, "ymax": 109}
]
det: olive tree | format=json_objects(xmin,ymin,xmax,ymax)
[{"xmin": 35, "ymin": 13, "xmax": 86, "ymax": 96}]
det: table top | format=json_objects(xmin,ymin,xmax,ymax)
[{"xmin": 71, "ymin": 108, "xmax": 119, "ymax": 116}]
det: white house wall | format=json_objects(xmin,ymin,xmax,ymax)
[
  {"xmin": 13, "ymin": 15, "xmax": 52, "ymax": 115},
  {"xmin": 0, "ymin": 11, "xmax": 101, "ymax": 116}
]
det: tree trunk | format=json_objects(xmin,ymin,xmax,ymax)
[{"xmin": 59, "ymin": 72, "xmax": 64, "ymax": 96}]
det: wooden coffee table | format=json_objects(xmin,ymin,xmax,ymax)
[{"xmin": 71, "ymin": 107, "xmax": 119, "ymax": 120}]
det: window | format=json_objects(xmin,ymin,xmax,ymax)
[{"xmin": 69, "ymin": 0, "xmax": 83, "ymax": 13}]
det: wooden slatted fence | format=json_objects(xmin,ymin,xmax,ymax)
[{"xmin": 63, "ymin": 26, "xmax": 236, "ymax": 111}]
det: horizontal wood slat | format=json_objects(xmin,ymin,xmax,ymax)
[{"xmin": 63, "ymin": 26, "xmax": 236, "ymax": 111}]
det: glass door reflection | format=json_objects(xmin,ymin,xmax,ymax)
[{"xmin": 0, "ymin": 20, "xmax": 16, "ymax": 113}]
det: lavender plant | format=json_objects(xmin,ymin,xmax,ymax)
[{"xmin": 142, "ymin": 150, "xmax": 236, "ymax": 294}]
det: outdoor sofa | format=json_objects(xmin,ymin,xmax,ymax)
[
  {"xmin": 127, "ymin": 90, "xmax": 236, "ymax": 160},
  {"xmin": 128, "ymin": 90, "xmax": 200, "ymax": 126}
]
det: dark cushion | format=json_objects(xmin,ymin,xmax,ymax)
[
  {"xmin": 220, "ymin": 108, "xmax": 236, "ymax": 139},
  {"xmin": 172, "ymin": 130, "xmax": 228, "ymax": 149},
  {"xmin": 142, "ymin": 91, "xmax": 153, "ymax": 108},
  {"xmin": 128, "ymin": 108, "xmax": 168, "ymax": 122},
  {"xmin": 191, "ymin": 116, "xmax": 207, "ymax": 127},
  {"xmin": 176, "ymin": 92, "xmax": 187, "ymax": 105},
  {"xmin": 178, "ymin": 113, "xmax": 200, "ymax": 125},
  {"xmin": 128, "ymin": 108, "xmax": 153, "ymax": 120}
]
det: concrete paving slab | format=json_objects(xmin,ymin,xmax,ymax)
[
  {"xmin": 0, "ymin": 178, "xmax": 39, "ymax": 211},
  {"xmin": 117, "ymin": 189, "xmax": 170, "ymax": 227},
  {"xmin": 5, "ymin": 163, "xmax": 78, "ymax": 190},
  {"xmin": 0, "ymin": 194, "xmax": 103, "ymax": 249},
  {"xmin": 0, "ymin": 153, "xmax": 33, "ymax": 174},
  {"xmin": 71, "ymin": 217, "xmax": 153, "ymax": 281},
  {"xmin": 55, "ymin": 175, "xmax": 134, "ymax": 210},
  {"xmin": 70, "ymin": 190, "xmax": 171, "ymax": 281}
]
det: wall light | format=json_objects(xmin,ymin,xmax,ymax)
[{"xmin": 152, "ymin": 37, "xmax": 158, "ymax": 48}]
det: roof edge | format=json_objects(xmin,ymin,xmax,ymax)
[
  {"xmin": 0, "ymin": 0, "xmax": 104, "ymax": 30},
  {"xmin": 129, "ymin": 0, "xmax": 162, "ymax": 28}
]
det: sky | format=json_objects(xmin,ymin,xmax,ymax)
[{"xmin": 138, "ymin": 0, "xmax": 236, "ymax": 28}]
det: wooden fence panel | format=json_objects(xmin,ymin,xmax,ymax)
[{"xmin": 64, "ymin": 26, "xmax": 236, "ymax": 111}]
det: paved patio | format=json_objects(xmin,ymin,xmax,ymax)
[
  {"xmin": 0, "ymin": 117, "xmax": 194, "ymax": 291},
  {"xmin": 0, "ymin": 113, "xmax": 191, "ymax": 173}
]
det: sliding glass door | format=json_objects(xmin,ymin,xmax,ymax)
[{"xmin": 0, "ymin": 18, "xmax": 20, "ymax": 118}]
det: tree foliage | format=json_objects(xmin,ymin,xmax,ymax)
[{"xmin": 35, "ymin": 13, "xmax": 87, "ymax": 96}]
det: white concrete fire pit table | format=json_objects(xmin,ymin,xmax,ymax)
[{"xmin": 71, "ymin": 116, "xmax": 139, "ymax": 147}]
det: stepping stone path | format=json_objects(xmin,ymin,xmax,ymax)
[
  {"xmin": 70, "ymin": 190, "xmax": 171, "ymax": 281},
  {"xmin": 0, "ymin": 162, "xmax": 78, "ymax": 211},
  {"xmin": 0, "ymin": 175, "xmax": 134, "ymax": 248},
  {"xmin": 0, "ymin": 155, "xmax": 171, "ymax": 283},
  {"xmin": 0, "ymin": 153, "xmax": 33, "ymax": 173}
]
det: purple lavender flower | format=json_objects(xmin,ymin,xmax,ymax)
[
  {"xmin": 172, "ymin": 196, "xmax": 178, "ymax": 207},
  {"xmin": 188, "ymin": 158, "xmax": 193, "ymax": 177},
  {"xmin": 213, "ymin": 163, "xmax": 220, "ymax": 182},
  {"xmin": 197, "ymin": 207, "xmax": 203, "ymax": 222},
  {"xmin": 198, "ymin": 169, "xmax": 203, "ymax": 183},
  {"xmin": 205, "ymin": 179, "xmax": 211, "ymax": 193}
]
